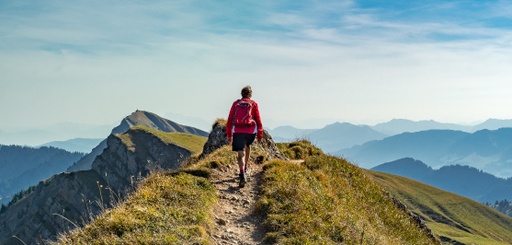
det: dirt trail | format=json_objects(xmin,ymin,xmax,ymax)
[{"xmin": 209, "ymin": 160, "xmax": 267, "ymax": 245}]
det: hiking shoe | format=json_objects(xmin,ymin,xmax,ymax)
[{"xmin": 239, "ymin": 172, "xmax": 246, "ymax": 188}]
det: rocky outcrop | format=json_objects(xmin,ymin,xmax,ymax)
[
  {"xmin": 0, "ymin": 171, "xmax": 109, "ymax": 244},
  {"xmin": 67, "ymin": 110, "xmax": 208, "ymax": 172},
  {"xmin": 0, "ymin": 127, "xmax": 202, "ymax": 245},
  {"xmin": 392, "ymin": 196, "xmax": 439, "ymax": 243},
  {"xmin": 200, "ymin": 120, "xmax": 229, "ymax": 158},
  {"xmin": 200, "ymin": 119, "xmax": 286, "ymax": 160},
  {"xmin": 92, "ymin": 129, "xmax": 194, "ymax": 194}
]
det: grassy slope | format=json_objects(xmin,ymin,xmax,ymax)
[
  {"xmin": 54, "ymin": 136, "xmax": 510, "ymax": 244},
  {"xmin": 258, "ymin": 143, "xmax": 437, "ymax": 244},
  {"xmin": 54, "ymin": 128, "xmax": 212, "ymax": 244},
  {"xmin": 55, "ymin": 172, "xmax": 216, "ymax": 244},
  {"xmin": 368, "ymin": 170, "xmax": 512, "ymax": 245},
  {"xmin": 116, "ymin": 125, "xmax": 206, "ymax": 154}
]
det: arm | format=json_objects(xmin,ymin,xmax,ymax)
[
  {"xmin": 252, "ymin": 101, "xmax": 263, "ymax": 141},
  {"xmin": 225, "ymin": 101, "xmax": 237, "ymax": 141}
]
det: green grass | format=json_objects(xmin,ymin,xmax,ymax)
[
  {"xmin": 368, "ymin": 170, "xmax": 512, "ymax": 245},
  {"xmin": 256, "ymin": 141, "xmax": 438, "ymax": 244},
  {"xmin": 117, "ymin": 125, "xmax": 207, "ymax": 154},
  {"xmin": 52, "ymin": 127, "xmax": 265, "ymax": 245},
  {"xmin": 54, "ymin": 134, "xmax": 512, "ymax": 245},
  {"xmin": 276, "ymin": 140, "xmax": 323, "ymax": 160},
  {"xmin": 54, "ymin": 172, "xmax": 216, "ymax": 244}
]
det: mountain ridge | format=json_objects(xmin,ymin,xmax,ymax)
[
  {"xmin": 269, "ymin": 118, "xmax": 512, "ymax": 154},
  {"xmin": 372, "ymin": 119, "xmax": 472, "ymax": 135},
  {"xmin": 67, "ymin": 110, "xmax": 208, "ymax": 172}
]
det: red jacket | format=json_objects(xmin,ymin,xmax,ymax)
[{"xmin": 226, "ymin": 98, "xmax": 263, "ymax": 140}]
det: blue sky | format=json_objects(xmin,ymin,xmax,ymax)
[{"xmin": 2, "ymin": 0, "xmax": 512, "ymax": 136}]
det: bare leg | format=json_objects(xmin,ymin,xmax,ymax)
[
  {"xmin": 237, "ymin": 150, "xmax": 247, "ymax": 188},
  {"xmin": 244, "ymin": 145, "xmax": 251, "ymax": 170},
  {"xmin": 237, "ymin": 150, "xmax": 245, "ymax": 172}
]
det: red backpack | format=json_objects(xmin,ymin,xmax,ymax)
[{"xmin": 233, "ymin": 99, "xmax": 255, "ymax": 127}]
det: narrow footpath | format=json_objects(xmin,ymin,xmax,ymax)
[{"xmin": 209, "ymin": 160, "xmax": 267, "ymax": 245}]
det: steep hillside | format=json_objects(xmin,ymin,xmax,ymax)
[
  {"xmin": 0, "ymin": 126, "xmax": 207, "ymax": 245},
  {"xmin": 256, "ymin": 154, "xmax": 437, "ymax": 244},
  {"xmin": 67, "ymin": 110, "xmax": 208, "ymax": 172},
  {"xmin": 54, "ymin": 124, "xmax": 439, "ymax": 245},
  {"xmin": 0, "ymin": 145, "xmax": 84, "ymax": 204},
  {"xmin": 53, "ymin": 171, "xmax": 217, "ymax": 244},
  {"xmin": 369, "ymin": 170, "xmax": 512, "ymax": 244}
]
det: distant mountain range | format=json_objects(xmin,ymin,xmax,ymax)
[
  {"xmin": 372, "ymin": 158, "xmax": 512, "ymax": 203},
  {"xmin": 268, "ymin": 122, "xmax": 387, "ymax": 153},
  {"xmin": 337, "ymin": 128, "xmax": 512, "ymax": 178},
  {"xmin": 0, "ymin": 145, "xmax": 84, "ymax": 205},
  {"xmin": 373, "ymin": 118, "xmax": 512, "ymax": 135},
  {"xmin": 0, "ymin": 123, "xmax": 113, "ymax": 146},
  {"xmin": 39, "ymin": 138, "xmax": 103, "ymax": 153},
  {"xmin": 269, "ymin": 118, "xmax": 512, "ymax": 154}
]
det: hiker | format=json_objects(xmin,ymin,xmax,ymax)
[{"xmin": 226, "ymin": 85, "xmax": 263, "ymax": 188}]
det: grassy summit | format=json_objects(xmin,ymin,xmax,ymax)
[{"xmin": 116, "ymin": 125, "xmax": 206, "ymax": 154}]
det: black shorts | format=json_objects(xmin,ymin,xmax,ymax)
[{"xmin": 232, "ymin": 133, "xmax": 256, "ymax": 151}]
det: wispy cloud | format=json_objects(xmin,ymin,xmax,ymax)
[{"xmin": 2, "ymin": 0, "xmax": 512, "ymax": 129}]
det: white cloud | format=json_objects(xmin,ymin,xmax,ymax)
[{"xmin": 2, "ymin": 0, "xmax": 512, "ymax": 133}]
